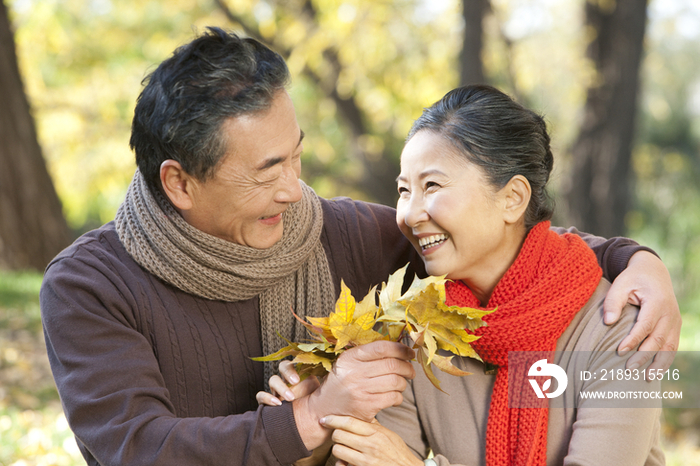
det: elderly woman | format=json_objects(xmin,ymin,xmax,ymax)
[{"xmin": 316, "ymin": 85, "xmax": 665, "ymax": 465}]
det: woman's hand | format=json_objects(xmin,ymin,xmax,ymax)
[
  {"xmin": 320, "ymin": 415, "xmax": 423, "ymax": 466},
  {"xmin": 604, "ymin": 250, "xmax": 681, "ymax": 371},
  {"xmin": 256, "ymin": 360, "xmax": 321, "ymax": 406}
]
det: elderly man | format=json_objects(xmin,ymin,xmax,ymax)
[{"xmin": 41, "ymin": 28, "xmax": 679, "ymax": 466}]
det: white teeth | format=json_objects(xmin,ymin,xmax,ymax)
[{"xmin": 418, "ymin": 234, "xmax": 449, "ymax": 248}]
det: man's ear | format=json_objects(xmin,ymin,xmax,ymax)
[
  {"xmin": 160, "ymin": 160, "xmax": 196, "ymax": 211},
  {"xmin": 501, "ymin": 175, "xmax": 532, "ymax": 225}
]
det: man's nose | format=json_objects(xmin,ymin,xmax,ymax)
[{"xmin": 277, "ymin": 165, "xmax": 303, "ymax": 203}]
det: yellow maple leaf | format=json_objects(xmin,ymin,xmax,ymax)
[
  {"xmin": 431, "ymin": 353, "xmax": 472, "ymax": 378},
  {"xmin": 251, "ymin": 345, "xmax": 300, "ymax": 362},
  {"xmin": 402, "ymin": 273, "xmax": 448, "ymax": 301},
  {"xmin": 379, "ymin": 264, "xmax": 408, "ymax": 320},
  {"xmin": 334, "ymin": 280, "xmax": 356, "ymax": 322},
  {"xmin": 355, "ymin": 284, "xmax": 379, "ymax": 319},
  {"xmin": 252, "ymin": 264, "xmax": 493, "ymax": 393},
  {"xmin": 332, "ymin": 317, "xmax": 387, "ymax": 351},
  {"xmin": 292, "ymin": 309, "xmax": 335, "ymax": 342},
  {"xmin": 430, "ymin": 326, "xmax": 482, "ymax": 361},
  {"xmin": 293, "ymin": 352, "xmax": 335, "ymax": 372},
  {"xmin": 437, "ymin": 301, "xmax": 494, "ymax": 331},
  {"xmin": 416, "ymin": 346, "xmax": 442, "ymax": 391}
]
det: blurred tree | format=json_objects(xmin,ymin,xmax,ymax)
[
  {"xmin": 8, "ymin": 0, "xmax": 225, "ymax": 232},
  {"xmin": 563, "ymin": 0, "xmax": 649, "ymax": 237},
  {"xmin": 460, "ymin": 0, "xmax": 488, "ymax": 85},
  {"xmin": 9, "ymin": 0, "xmax": 696, "ymax": 261},
  {"xmin": 0, "ymin": 0, "xmax": 72, "ymax": 271},
  {"xmin": 630, "ymin": 26, "xmax": 700, "ymax": 340}
]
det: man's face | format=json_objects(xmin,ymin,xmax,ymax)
[{"xmin": 180, "ymin": 90, "xmax": 304, "ymax": 249}]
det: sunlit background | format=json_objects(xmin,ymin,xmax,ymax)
[{"xmin": 1, "ymin": 0, "xmax": 699, "ymax": 464}]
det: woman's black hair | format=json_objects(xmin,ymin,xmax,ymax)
[{"xmin": 408, "ymin": 84, "xmax": 554, "ymax": 229}]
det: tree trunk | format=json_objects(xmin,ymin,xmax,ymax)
[
  {"xmin": 564, "ymin": 0, "xmax": 648, "ymax": 237},
  {"xmin": 460, "ymin": 0, "xmax": 489, "ymax": 85},
  {"xmin": 0, "ymin": 0, "xmax": 72, "ymax": 271}
]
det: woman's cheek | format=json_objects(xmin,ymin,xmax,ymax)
[{"xmin": 431, "ymin": 191, "xmax": 461, "ymax": 219}]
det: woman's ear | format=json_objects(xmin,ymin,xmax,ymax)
[
  {"xmin": 501, "ymin": 175, "xmax": 532, "ymax": 224},
  {"xmin": 160, "ymin": 160, "xmax": 196, "ymax": 211}
]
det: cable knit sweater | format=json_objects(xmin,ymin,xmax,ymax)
[{"xmin": 40, "ymin": 195, "xmax": 648, "ymax": 466}]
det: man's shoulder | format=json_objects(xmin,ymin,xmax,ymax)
[
  {"xmin": 319, "ymin": 195, "xmax": 396, "ymax": 226},
  {"xmin": 44, "ymin": 221, "xmax": 139, "ymax": 282},
  {"xmin": 48, "ymin": 222, "xmax": 118, "ymax": 264}
]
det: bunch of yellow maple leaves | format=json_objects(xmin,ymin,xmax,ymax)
[{"xmin": 253, "ymin": 265, "xmax": 494, "ymax": 391}]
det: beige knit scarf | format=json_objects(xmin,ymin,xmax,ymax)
[{"xmin": 115, "ymin": 170, "xmax": 335, "ymax": 385}]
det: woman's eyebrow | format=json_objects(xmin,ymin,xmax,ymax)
[
  {"xmin": 418, "ymin": 169, "xmax": 447, "ymax": 179},
  {"xmin": 396, "ymin": 169, "xmax": 447, "ymax": 183}
]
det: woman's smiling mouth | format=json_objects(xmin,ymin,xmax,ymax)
[{"xmin": 418, "ymin": 234, "xmax": 450, "ymax": 251}]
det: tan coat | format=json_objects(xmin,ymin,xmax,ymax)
[{"xmin": 376, "ymin": 279, "xmax": 665, "ymax": 466}]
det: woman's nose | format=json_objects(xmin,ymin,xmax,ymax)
[{"xmin": 401, "ymin": 195, "xmax": 429, "ymax": 228}]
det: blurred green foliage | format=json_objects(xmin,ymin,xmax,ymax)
[
  {"xmin": 9, "ymin": 0, "xmax": 225, "ymax": 232},
  {"xmin": 0, "ymin": 271, "xmax": 41, "ymax": 318},
  {"xmin": 11, "ymin": 0, "xmax": 698, "ymax": 320},
  {"xmin": 0, "ymin": 271, "xmax": 83, "ymax": 465},
  {"xmin": 630, "ymin": 10, "xmax": 700, "ymax": 351}
]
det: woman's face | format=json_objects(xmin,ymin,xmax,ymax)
[{"xmin": 396, "ymin": 130, "xmax": 516, "ymax": 289}]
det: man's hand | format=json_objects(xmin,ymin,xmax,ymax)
[
  {"xmin": 604, "ymin": 251, "xmax": 681, "ymax": 371},
  {"xmin": 292, "ymin": 341, "xmax": 415, "ymax": 450}
]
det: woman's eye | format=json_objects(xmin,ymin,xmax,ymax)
[
  {"xmin": 398, "ymin": 186, "xmax": 409, "ymax": 194},
  {"xmin": 425, "ymin": 181, "xmax": 440, "ymax": 190}
]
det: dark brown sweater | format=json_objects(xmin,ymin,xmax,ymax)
[{"xmin": 40, "ymin": 196, "xmax": 646, "ymax": 466}]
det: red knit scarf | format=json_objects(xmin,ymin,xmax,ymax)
[{"xmin": 445, "ymin": 221, "xmax": 602, "ymax": 466}]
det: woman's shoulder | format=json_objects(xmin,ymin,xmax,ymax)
[{"xmin": 556, "ymin": 278, "xmax": 639, "ymax": 354}]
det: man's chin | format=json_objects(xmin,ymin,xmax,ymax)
[{"xmin": 248, "ymin": 223, "xmax": 285, "ymax": 250}]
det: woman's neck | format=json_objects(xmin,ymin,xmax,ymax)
[{"xmin": 460, "ymin": 226, "xmax": 528, "ymax": 306}]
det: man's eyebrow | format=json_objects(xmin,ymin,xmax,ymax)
[{"xmin": 256, "ymin": 130, "xmax": 305, "ymax": 171}]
